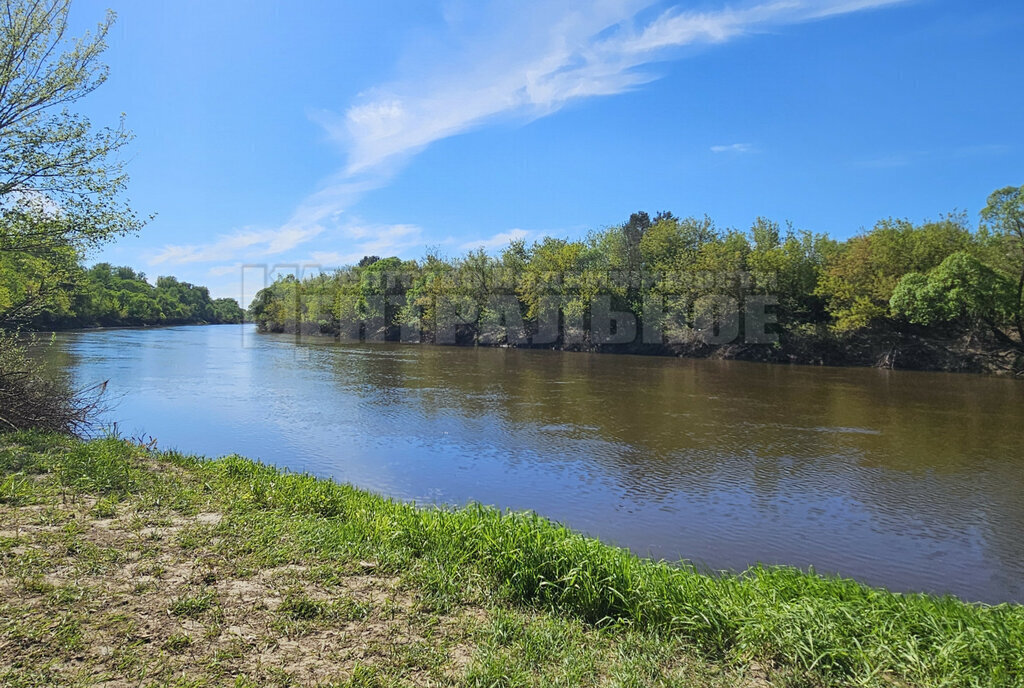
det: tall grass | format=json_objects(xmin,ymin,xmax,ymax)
[
  {"xmin": 4, "ymin": 435, "xmax": 1022, "ymax": 687},
  {"xmin": 195, "ymin": 451, "xmax": 1024, "ymax": 687}
]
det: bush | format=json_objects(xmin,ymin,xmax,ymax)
[{"xmin": 0, "ymin": 330, "xmax": 105, "ymax": 435}]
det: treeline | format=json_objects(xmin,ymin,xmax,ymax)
[
  {"xmin": 1, "ymin": 261, "xmax": 244, "ymax": 330},
  {"xmin": 250, "ymin": 186, "xmax": 1024, "ymax": 374}
]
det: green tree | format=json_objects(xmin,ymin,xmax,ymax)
[
  {"xmin": 0, "ymin": 0, "xmax": 144, "ymax": 322},
  {"xmin": 212, "ymin": 297, "xmax": 244, "ymax": 324},
  {"xmin": 816, "ymin": 216, "xmax": 973, "ymax": 331},
  {"xmin": 980, "ymin": 185, "xmax": 1024, "ymax": 342},
  {"xmin": 890, "ymin": 252, "xmax": 1015, "ymax": 335},
  {"xmin": 747, "ymin": 221, "xmax": 836, "ymax": 324},
  {"xmin": 515, "ymin": 237, "xmax": 596, "ymax": 341}
]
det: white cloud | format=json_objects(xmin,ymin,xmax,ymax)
[
  {"xmin": 332, "ymin": 222, "xmax": 426, "ymax": 262},
  {"xmin": 292, "ymin": 223, "xmax": 428, "ymax": 268},
  {"xmin": 307, "ymin": 251, "xmax": 347, "ymax": 265},
  {"xmin": 953, "ymin": 143, "xmax": 1010, "ymax": 158},
  {"xmin": 150, "ymin": 0, "xmax": 909, "ymax": 271},
  {"xmin": 150, "ymin": 219, "xmax": 424, "ymax": 269},
  {"xmin": 710, "ymin": 142, "xmax": 754, "ymax": 153},
  {"xmin": 459, "ymin": 228, "xmax": 532, "ymax": 251},
  {"xmin": 335, "ymin": 0, "xmax": 909, "ymax": 175},
  {"xmin": 147, "ymin": 175, "xmax": 380, "ymax": 267},
  {"xmin": 150, "ymin": 225, "xmax": 326, "ymax": 265}
]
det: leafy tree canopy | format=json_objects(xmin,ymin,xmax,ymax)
[{"xmin": 0, "ymin": 0, "xmax": 146, "ymax": 323}]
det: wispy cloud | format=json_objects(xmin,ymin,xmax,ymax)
[
  {"xmin": 331, "ymin": 222, "xmax": 426, "ymax": 262},
  {"xmin": 333, "ymin": 0, "xmax": 908, "ymax": 175},
  {"xmin": 952, "ymin": 143, "xmax": 1010, "ymax": 158},
  {"xmin": 150, "ymin": 225, "xmax": 325, "ymax": 265},
  {"xmin": 711, "ymin": 142, "xmax": 754, "ymax": 153},
  {"xmin": 150, "ymin": 0, "xmax": 909, "ymax": 270},
  {"xmin": 459, "ymin": 228, "xmax": 532, "ymax": 251},
  {"xmin": 184, "ymin": 223, "xmax": 423, "ymax": 274},
  {"xmin": 147, "ymin": 176, "xmax": 383, "ymax": 266}
]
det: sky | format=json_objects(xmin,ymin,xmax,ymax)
[{"xmin": 68, "ymin": 0, "xmax": 1024, "ymax": 303}]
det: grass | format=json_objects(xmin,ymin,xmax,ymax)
[
  {"xmin": 0, "ymin": 432, "xmax": 1021, "ymax": 687},
  {"xmin": 170, "ymin": 591, "xmax": 218, "ymax": 618}
]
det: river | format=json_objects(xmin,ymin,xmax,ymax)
[{"xmin": 41, "ymin": 323, "xmax": 1024, "ymax": 604}]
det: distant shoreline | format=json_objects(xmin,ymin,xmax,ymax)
[{"xmin": 254, "ymin": 323, "xmax": 1024, "ymax": 378}]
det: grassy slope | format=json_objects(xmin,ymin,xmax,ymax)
[{"xmin": 0, "ymin": 434, "xmax": 1021, "ymax": 687}]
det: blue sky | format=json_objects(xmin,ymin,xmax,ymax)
[{"xmin": 69, "ymin": 0, "xmax": 1024, "ymax": 301}]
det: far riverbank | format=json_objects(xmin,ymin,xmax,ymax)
[{"xmin": 258, "ymin": 320, "xmax": 1024, "ymax": 377}]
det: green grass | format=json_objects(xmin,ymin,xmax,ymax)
[
  {"xmin": 1, "ymin": 431, "xmax": 1022, "ymax": 687},
  {"xmin": 170, "ymin": 591, "xmax": 218, "ymax": 618}
]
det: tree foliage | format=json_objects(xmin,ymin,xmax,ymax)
[
  {"xmin": 980, "ymin": 185, "xmax": 1024, "ymax": 341},
  {"xmin": 20, "ymin": 263, "xmax": 244, "ymax": 329},
  {"xmin": 0, "ymin": 0, "xmax": 145, "ymax": 322},
  {"xmin": 815, "ymin": 216, "xmax": 973, "ymax": 331},
  {"xmin": 890, "ymin": 252, "xmax": 1015, "ymax": 328},
  {"xmin": 249, "ymin": 189, "xmax": 1024, "ymax": 354}
]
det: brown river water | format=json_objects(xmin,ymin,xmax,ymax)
[{"xmin": 43, "ymin": 324, "xmax": 1024, "ymax": 603}]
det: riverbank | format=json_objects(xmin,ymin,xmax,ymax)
[
  {"xmin": 260, "ymin": 321, "xmax": 1024, "ymax": 377},
  {"xmin": 2, "ymin": 435, "xmax": 1021, "ymax": 686}
]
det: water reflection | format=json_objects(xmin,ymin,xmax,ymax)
[{"xmin": 45, "ymin": 324, "xmax": 1024, "ymax": 603}]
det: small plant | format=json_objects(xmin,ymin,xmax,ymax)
[
  {"xmin": 134, "ymin": 561, "xmax": 165, "ymax": 578},
  {"xmin": 163, "ymin": 633, "xmax": 192, "ymax": 653},
  {"xmin": 278, "ymin": 591, "xmax": 327, "ymax": 620},
  {"xmin": 51, "ymin": 614, "xmax": 84, "ymax": 652},
  {"xmin": 48, "ymin": 584, "xmax": 87, "ymax": 606},
  {"xmin": 0, "ymin": 472, "xmax": 32, "ymax": 505},
  {"xmin": 19, "ymin": 575, "xmax": 55, "ymax": 595},
  {"xmin": 203, "ymin": 622, "xmax": 222, "ymax": 640},
  {"xmin": 190, "ymin": 566, "xmax": 217, "ymax": 586},
  {"xmin": 131, "ymin": 580, "xmax": 156, "ymax": 595},
  {"xmin": 169, "ymin": 592, "xmax": 216, "ymax": 618},
  {"xmin": 91, "ymin": 496, "xmax": 119, "ymax": 519},
  {"xmin": 342, "ymin": 663, "xmax": 389, "ymax": 688},
  {"xmin": 278, "ymin": 590, "xmax": 371, "ymax": 622}
]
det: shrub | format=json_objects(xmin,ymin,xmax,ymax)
[{"xmin": 0, "ymin": 330, "xmax": 105, "ymax": 435}]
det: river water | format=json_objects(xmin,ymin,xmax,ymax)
[{"xmin": 42, "ymin": 324, "xmax": 1024, "ymax": 603}]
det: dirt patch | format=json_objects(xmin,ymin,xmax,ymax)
[{"xmin": 0, "ymin": 500, "xmax": 481, "ymax": 687}]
